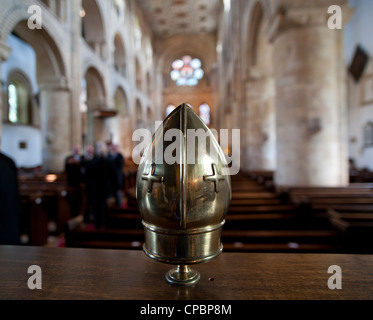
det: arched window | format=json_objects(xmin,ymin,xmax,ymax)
[
  {"xmin": 134, "ymin": 15, "xmax": 142, "ymax": 51},
  {"xmin": 136, "ymin": 58, "xmax": 142, "ymax": 91},
  {"xmin": 135, "ymin": 100, "xmax": 143, "ymax": 127},
  {"xmin": 199, "ymin": 103, "xmax": 210, "ymax": 126},
  {"xmin": 165, "ymin": 104, "xmax": 176, "ymax": 117},
  {"xmin": 364, "ymin": 122, "xmax": 373, "ymax": 147},
  {"xmin": 113, "ymin": 33, "xmax": 126, "ymax": 77},
  {"xmin": 7, "ymin": 77, "xmax": 31, "ymax": 125},
  {"xmin": 170, "ymin": 55, "xmax": 204, "ymax": 86}
]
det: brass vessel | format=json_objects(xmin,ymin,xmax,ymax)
[{"xmin": 136, "ymin": 103, "xmax": 231, "ymax": 286}]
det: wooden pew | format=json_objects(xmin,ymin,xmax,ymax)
[
  {"xmin": 64, "ymin": 173, "xmax": 340, "ymax": 253},
  {"xmin": 221, "ymin": 229, "xmax": 341, "ymax": 253},
  {"xmin": 18, "ymin": 177, "xmax": 77, "ymax": 246},
  {"xmin": 65, "ymin": 204, "xmax": 144, "ymax": 249},
  {"xmin": 20, "ymin": 194, "xmax": 48, "ymax": 246},
  {"xmin": 327, "ymin": 208, "xmax": 373, "ymax": 253}
]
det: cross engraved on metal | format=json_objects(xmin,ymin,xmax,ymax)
[
  {"xmin": 203, "ymin": 163, "xmax": 225, "ymax": 193},
  {"xmin": 142, "ymin": 162, "xmax": 164, "ymax": 193}
]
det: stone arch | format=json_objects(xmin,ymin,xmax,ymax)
[
  {"xmin": 81, "ymin": 0, "xmax": 106, "ymax": 58},
  {"xmin": 84, "ymin": 66, "xmax": 106, "ymax": 108},
  {"xmin": 6, "ymin": 68, "xmax": 35, "ymax": 126},
  {"xmin": 0, "ymin": 4, "xmax": 68, "ymax": 80},
  {"xmin": 135, "ymin": 58, "xmax": 143, "ymax": 91},
  {"xmin": 0, "ymin": 10, "xmax": 69, "ymax": 172},
  {"xmin": 135, "ymin": 99, "xmax": 143, "ymax": 128},
  {"xmin": 241, "ymin": 0, "xmax": 272, "ymax": 76},
  {"xmin": 247, "ymin": 3, "xmax": 263, "ymax": 67},
  {"xmin": 158, "ymin": 36, "xmax": 216, "ymax": 76},
  {"xmin": 158, "ymin": 35, "xmax": 216, "ymax": 125},
  {"xmin": 146, "ymin": 107, "xmax": 153, "ymax": 122},
  {"xmin": 146, "ymin": 71, "xmax": 151, "ymax": 97},
  {"xmin": 114, "ymin": 86, "xmax": 129, "ymax": 115},
  {"xmin": 84, "ymin": 66, "xmax": 106, "ymax": 146},
  {"xmin": 113, "ymin": 32, "xmax": 126, "ymax": 77},
  {"xmin": 3, "ymin": 21, "xmax": 66, "ymax": 84},
  {"xmin": 110, "ymin": 86, "xmax": 132, "ymax": 156}
]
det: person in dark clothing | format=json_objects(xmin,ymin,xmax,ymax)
[
  {"xmin": 81, "ymin": 145, "xmax": 95, "ymax": 224},
  {"xmin": 65, "ymin": 145, "xmax": 82, "ymax": 187},
  {"xmin": 81, "ymin": 142, "xmax": 113, "ymax": 229},
  {"xmin": 0, "ymin": 152, "xmax": 21, "ymax": 245},
  {"xmin": 107, "ymin": 144, "xmax": 125, "ymax": 207},
  {"xmin": 65, "ymin": 145, "xmax": 83, "ymax": 217}
]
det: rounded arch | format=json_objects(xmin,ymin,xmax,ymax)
[
  {"xmin": 146, "ymin": 107, "xmax": 153, "ymax": 122},
  {"xmin": 113, "ymin": 86, "xmax": 129, "ymax": 115},
  {"xmin": 81, "ymin": 0, "xmax": 106, "ymax": 57},
  {"xmin": 2, "ymin": 20, "xmax": 66, "ymax": 84},
  {"xmin": 0, "ymin": 6, "xmax": 68, "ymax": 82},
  {"xmin": 135, "ymin": 99, "xmax": 143, "ymax": 126},
  {"xmin": 241, "ymin": 0, "xmax": 273, "ymax": 75},
  {"xmin": 6, "ymin": 69, "xmax": 35, "ymax": 125},
  {"xmin": 158, "ymin": 35, "xmax": 216, "ymax": 75},
  {"xmin": 247, "ymin": 2, "xmax": 264, "ymax": 67},
  {"xmin": 113, "ymin": 32, "xmax": 126, "ymax": 77},
  {"xmin": 84, "ymin": 66, "xmax": 106, "ymax": 109},
  {"xmin": 146, "ymin": 71, "xmax": 151, "ymax": 96},
  {"xmin": 135, "ymin": 57, "xmax": 143, "ymax": 91}
]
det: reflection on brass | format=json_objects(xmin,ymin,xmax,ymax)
[{"xmin": 136, "ymin": 103, "xmax": 231, "ymax": 286}]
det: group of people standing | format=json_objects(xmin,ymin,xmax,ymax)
[{"xmin": 65, "ymin": 142, "xmax": 125, "ymax": 229}]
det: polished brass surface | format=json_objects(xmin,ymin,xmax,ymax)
[
  {"xmin": 136, "ymin": 103, "xmax": 231, "ymax": 286},
  {"xmin": 165, "ymin": 265, "xmax": 200, "ymax": 287}
]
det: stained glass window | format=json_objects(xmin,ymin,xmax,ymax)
[
  {"xmin": 8, "ymin": 84, "xmax": 18, "ymax": 123},
  {"xmin": 170, "ymin": 55, "xmax": 204, "ymax": 86},
  {"xmin": 364, "ymin": 122, "xmax": 373, "ymax": 147},
  {"xmin": 8, "ymin": 80, "xmax": 29, "ymax": 124},
  {"xmin": 199, "ymin": 103, "xmax": 210, "ymax": 126}
]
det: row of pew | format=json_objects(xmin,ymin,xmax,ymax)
[
  {"xmin": 18, "ymin": 173, "xmax": 75, "ymax": 246},
  {"xmin": 19, "ymin": 166, "xmax": 373, "ymax": 254},
  {"xmin": 64, "ymin": 170, "xmax": 373, "ymax": 254},
  {"xmin": 17, "ymin": 163, "xmax": 139, "ymax": 246}
]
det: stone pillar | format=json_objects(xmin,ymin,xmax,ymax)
[
  {"xmin": 70, "ymin": 0, "xmax": 82, "ymax": 149},
  {"xmin": 0, "ymin": 41, "xmax": 11, "ymax": 148},
  {"xmin": 245, "ymin": 72, "xmax": 276, "ymax": 171},
  {"xmin": 39, "ymin": 80, "xmax": 71, "ymax": 173},
  {"xmin": 269, "ymin": 0, "xmax": 350, "ymax": 186}
]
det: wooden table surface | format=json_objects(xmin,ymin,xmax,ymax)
[{"xmin": 1, "ymin": 245, "xmax": 373, "ymax": 300}]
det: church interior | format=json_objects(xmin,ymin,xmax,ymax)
[{"xmin": 1, "ymin": 0, "xmax": 373, "ymax": 258}]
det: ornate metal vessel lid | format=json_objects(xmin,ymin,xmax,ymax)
[{"xmin": 136, "ymin": 103, "xmax": 231, "ymax": 286}]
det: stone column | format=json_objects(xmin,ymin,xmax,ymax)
[
  {"xmin": 269, "ymin": 0, "xmax": 350, "ymax": 186},
  {"xmin": 39, "ymin": 80, "xmax": 71, "ymax": 173},
  {"xmin": 0, "ymin": 41, "xmax": 11, "ymax": 148},
  {"xmin": 245, "ymin": 71, "xmax": 276, "ymax": 171},
  {"xmin": 69, "ymin": 0, "xmax": 82, "ymax": 149}
]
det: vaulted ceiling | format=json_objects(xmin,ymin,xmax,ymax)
[{"xmin": 137, "ymin": 0, "xmax": 222, "ymax": 37}]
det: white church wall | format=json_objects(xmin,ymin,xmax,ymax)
[
  {"xmin": 345, "ymin": 0, "xmax": 373, "ymax": 170},
  {"xmin": 2, "ymin": 123, "xmax": 42, "ymax": 168}
]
